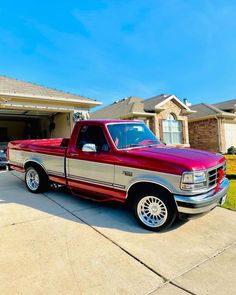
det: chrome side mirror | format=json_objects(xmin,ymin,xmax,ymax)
[{"xmin": 82, "ymin": 143, "xmax": 97, "ymax": 152}]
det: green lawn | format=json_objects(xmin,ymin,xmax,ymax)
[
  {"xmin": 224, "ymin": 155, "xmax": 236, "ymax": 176},
  {"xmin": 223, "ymin": 155, "xmax": 236, "ymax": 211},
  {"xmin": 223, "ymin": 180, "xmax": 236, "ymax": 211}
]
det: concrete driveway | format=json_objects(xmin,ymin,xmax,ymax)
[{"xmin": 0, "ymin": 171, "xmax": 235, "ymax": 295}]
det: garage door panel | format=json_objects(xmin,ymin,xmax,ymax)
[{"xmin": 224, "ymin": 123, "xmax": 236, "ymax": 150}]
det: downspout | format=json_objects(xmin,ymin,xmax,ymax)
[{"xmin": 215, "ymin": 116, "xmax": 222, "ymax": 153}]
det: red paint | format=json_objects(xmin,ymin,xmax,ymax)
[
  {"xmin": 8, "ymin": 138, "xmax": 67, "ymax": 156},
  {"xmin": 68, "ymin": 179, "xmax": 126, "ymax": 202},
  {"xmin": 214, "ymin": 168, "xmax": 225, "ymax": 193},
  {"xmin": 9, "ymin": 164, "xmax": 24, "ymax": 172},
  {"xmin": 48, "ymin": 175, "xmax": 66, "ymax": 185}
]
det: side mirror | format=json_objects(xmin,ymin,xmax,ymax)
[{"xmin": 82, "ymin": 143, "xmax": 97, "ymax": 152}]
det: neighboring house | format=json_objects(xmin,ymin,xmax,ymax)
[
  {"xmin": 0, "ymin": 76, "xmax": 100, "ymax": 141},
  {"xmin": 91, "ymin": 94, "xmax": 195, "ymax": 147},
  {"xmin": 188, "ymin": 100, "xmax": 236, "ymax": 153}
]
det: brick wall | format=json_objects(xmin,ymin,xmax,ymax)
[
  {"xmin": 189, "ymin": 118, "xmax": 219, "ymax": 152},
  {"xmin": 151, "ymin": 100, "xmax": 189, "ymax": 146}
]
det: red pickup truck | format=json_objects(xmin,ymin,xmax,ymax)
[{"xmin": 8, "ymin": 120, "xmax": 229, "ymax": 231}]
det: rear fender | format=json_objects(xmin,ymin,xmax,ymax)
[{"xmin": 23, "ymin": 157, "xmax": 47, "ymax": 173}]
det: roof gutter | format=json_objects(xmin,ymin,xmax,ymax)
[
  {"xmin": 0, "ymin": 92, "xmax": 102, "ymax": 106},
  {"xmin": 189, "ymin": 113, "xmax": 236, "ymax": 122},
  {"xmin": 120, "ymin": 112, "xmax": 155, "ymax": 119}
]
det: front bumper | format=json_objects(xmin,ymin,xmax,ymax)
[{"xmin": 174, "ymin": 178, "xmax": 230, "ymax": 214}]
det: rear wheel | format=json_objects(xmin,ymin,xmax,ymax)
[
  {"xmin": 133, "ymin": 189, "xmax": 177, "ymax": 231},
  {"xmin": 25, "ymin": 166, "xmax": 48, "ymax": 193}
]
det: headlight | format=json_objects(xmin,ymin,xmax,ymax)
[{"xmin": 181, "ymin": 171, "xmax": 207, "ymax": 190}]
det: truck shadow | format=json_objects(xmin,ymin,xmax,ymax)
[
  {"xmin": 51, "ymin": 186, "xmax": 188, "ymax": 234},
  {"xmin": 0, "ymin": 171, "xmax": 188, "ymax": 234}
]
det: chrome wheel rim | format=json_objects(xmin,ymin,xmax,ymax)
[
  {"xmin": 137, "ymin": 196, "xmax": 168, "ymax": 228},
  {"xmin": 26, "ymin": 168, "xmax": 40, "ymax": 191}
]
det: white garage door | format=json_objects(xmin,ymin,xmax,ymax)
[{"xmin": 224, "ymin": 123, "xmax": 236, "ymax": 151}]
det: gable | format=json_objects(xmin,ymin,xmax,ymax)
[
  {"xmin": 143, "ymin": 94, "xmax": 194, "ymax": 115},
  {"xmin": 160, "ymin": 99, "xmax": 186, "ymax": 116},
  {"xmin": 155, "ymin": 99, "xmax": 190, "ymax": 121}
]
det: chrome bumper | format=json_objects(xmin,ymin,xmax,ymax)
[{"xmin": 174, "ymin": 178, "xmax": 230, "ymax": 214}]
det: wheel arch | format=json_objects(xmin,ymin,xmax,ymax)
[
  {"xmin": 24, "ymin": 160, "xmax": 48, "ymax": 178},
  {"xmin": 126, "ymin": 181, "xmax": 177, "ymax": 207}
]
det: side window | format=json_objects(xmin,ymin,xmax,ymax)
[{"xmin": 76, "ymin": 125, "xmax": 110, "ymax": 152}]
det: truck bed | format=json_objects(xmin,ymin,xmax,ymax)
[{"xmin": 8, "ymin": 138, "xmax": 69, "ymax": 156}]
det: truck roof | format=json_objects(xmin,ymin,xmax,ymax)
[{"xmin": 79, "ymin": 119, "xmax": 143, "ymax": 124}]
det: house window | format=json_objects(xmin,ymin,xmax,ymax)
[{"xmin": 163, "ymin": 113, "xmax": 182, "ymax": 144}]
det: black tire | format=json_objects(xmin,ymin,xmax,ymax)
[
  {"xmin": 132, "ymin": 188, "xmax": 177, "ymax": 232},
  {"xmin": 25, "ymin": 166, "xmax": 49, "ymax": 193}
]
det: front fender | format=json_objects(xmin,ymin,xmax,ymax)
[{"xmin": 126, "ymin": 173, "xmax": 180, "ymax": 196}]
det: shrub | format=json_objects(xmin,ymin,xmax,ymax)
[{"xmin": 227, "ymin": 146, "xmax": 236, "ymax": 155}]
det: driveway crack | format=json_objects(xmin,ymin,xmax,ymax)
[
  {"xmin": 146, "ymin": 281, "xmax": 197, "ymax": 295},
  {"xmin": 170, "ymin": 241, "xmax": 236, "ymax": 283}
]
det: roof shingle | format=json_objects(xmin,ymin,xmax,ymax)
[
  {"xmin": 188, "ymin": 103, "xmax": 236, "ymax": 120},
  {"xmin": 91, "ymin": 97, "xmax": 145, "ymax": 119},
  {"xmin": 143, "ymin": 94, "xmax": 171, "ymax": 111},
  {"xmin": 213, "ymin": 99, "xmax": 236, "ymax": 111},
  {"xmin": 0, "ymin": 76, "xmax": 99, "ymax": 104}
]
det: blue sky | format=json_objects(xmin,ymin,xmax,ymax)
[{"xmin": 0, "ymin": 0, "xmax": 236, "ymax": 109}]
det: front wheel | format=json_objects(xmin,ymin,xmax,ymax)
[
  {"xmin": 25, "ymin": 167, "xmax": 48, "ymax": 193},
  {"xmin": 133, "ymin": 190, "xmax": 177, "ymax": 231}
]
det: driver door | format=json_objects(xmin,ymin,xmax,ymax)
[{"xmin": 67, "ymin": 125, "xmax": 116, "ymax": 200}]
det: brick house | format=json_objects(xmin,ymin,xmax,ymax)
[
  {"xmin": 188, "ymin": 100, "xmax": 236, "ymax": 153},
  {"xmin": 91, "ymin": 94, "xmax": 194, "ymax": 147}
]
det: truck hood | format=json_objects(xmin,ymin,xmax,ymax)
[{"xmin": 126, "ymin": 145, "xmax": 225, "ymax": 173}]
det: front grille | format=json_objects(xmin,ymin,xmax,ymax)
[{"xmin": 208, "ymin": 162, "xmax": 226, "ymax": 188}]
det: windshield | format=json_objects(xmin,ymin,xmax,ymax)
[{"xmin": 107, "ymin": 123, "xmax": 160, "ymax": 149}]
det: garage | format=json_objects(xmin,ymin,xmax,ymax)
[
  {"xmin": 224, "ymin": 122, "xmax": 236, "ymax": 151},
  {"xmin": 0, "ymin": 109, "xmax": 72, "ymax": 142},
  {"xmin": 0, "ymin": 76, "xmax": 101, "ymax": 144}
]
